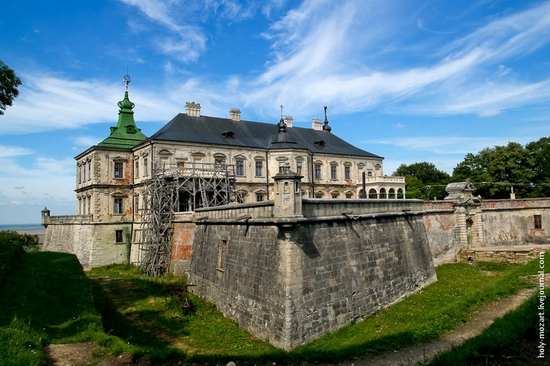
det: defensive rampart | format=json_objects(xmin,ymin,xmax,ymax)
[{"xmin": 188, "ymin": 195, "xmax": 436, "ymax": 350}]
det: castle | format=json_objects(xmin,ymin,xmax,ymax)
[
  {"xmin": 42, "ymin": 78, "xmax": 407, "ymax": 271},
  {"xmin": 42, "ymin": 79, "xmax": 549, "ymax": 350}
]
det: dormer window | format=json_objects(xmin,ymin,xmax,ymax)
[
  {"xmin": 221, "ymin": 131, "xmax": 235, "ymax": 139},
  {"xmin": 314, "ymin": 140, "xmax": 325, "ymax": 147}
]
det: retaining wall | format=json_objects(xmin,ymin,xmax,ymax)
[{"xmin": 188, "ymin": 199, "xmax": 436, "ymax": 350}]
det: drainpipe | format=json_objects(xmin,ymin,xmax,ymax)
[
  {"xmin": 310, "ymin": 151, "xmax": 315, "ymax": 198},
  {"xmin": 265, "ymin": 148, "xmax": 270, "ymax": 199},
  {"xmin": 362, "ymin": 171, "xmax": 366, "ymax": 199}
]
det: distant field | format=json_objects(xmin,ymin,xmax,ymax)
[{"xmin": 0, "ymin": 224, "xmax": 45, "ymax": 243}]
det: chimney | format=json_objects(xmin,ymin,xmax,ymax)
[
  {"xmin": 312, "ymin": 118, "xmax": 323, "ymax": 131},
  {"xmin": 185, "ymin": 102, "xmax": 201, "ymax": 117},
  {"xmin": 229, "ymin": 108, "xmax": 241, "ymax": 121},
  {"xmin": 283, "ymin": 115, "xmax": 293, "ymax": 127}
]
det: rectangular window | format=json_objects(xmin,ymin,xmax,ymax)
[
  {"xmin": 134, "ymin": 195, "xmax": 139, "ymax": 215},
  {"xmin": 256, "ymin": 194, "xmax": 264, "ymax": 202},
  {"xmin": 83, "ymin": 164, "xmax": 87, "ymax": 182},
  {"xmin": 83, "ymin": 197, "xmax": 87, "ymax": 215},
  {"xmin": 255, "ymin": 161, "xmax": 263, "ymax": 177},
  {"xmin": 279, "ymin": 162, "xmax": 285, "ymax": 173},
  {"xmin": 315, "ymin": 164, "xmax": 321, "ymax": 179},
  {"xmin": 218, "ymin": 240, "xmax": 228, "ymax": 271},
  {"xmin": 143, "ymin": 158, "xmax": 148, "ymax": 176},
  {"xmin": 114, "ymin": 162, "xmax": 124, "ymax": 178},
  {"xmin": 114, "ymin": 198, "xmax": 123, "ymax": 214},
  {"xmin": 115, "ymin": 230, "xmax": 124, "ymax": 243},
  {"xmin": 534, "ymin": 215, "xmax": 542, "ymax": 229},
  {"xmin": 296, "ymin": 161, "xmax": 302, "ymax": 175},
  {"xmin": 87, "ymin": 196, "xmax": 91, "ymax": 215},
  {"xmin": 345, "ymin": 166, "xmax": 351, "ymax": 180},
  {"xmin": 236, "ymin": 160, "xmax": 244, "ymax": 176},
  {"xmin": 135, "ymin": 161, "xmax": 139, "ymax": 178},
  {"xmin": 88, "ymin": 162, "xmax": 91, "ymax": 181},
  {"xmin": 331, "ymin": 165, "xmax": 337, "ymax": 180}
]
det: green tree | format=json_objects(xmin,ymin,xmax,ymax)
[
  {"xmin": 452, "ymin": 141, "xmax": 539, "ymax": 199},
  {"xmin": 393, "ymin": 162, "xmax": 450, "ymax": 200},
  {"xmin": 0, "ymin": 60, "xmax": 22, "ymax": 115},
  {"xmin": 525, "ymin": 137, "xmax": 550, "ymax": 197},
  {"xmin": 0, "ymin": 230, "xmax": 39, "ymax": 251}
]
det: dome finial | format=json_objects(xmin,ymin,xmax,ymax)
[
  {"xmin": 323, "ymin": 104, "xmax": 331, "ymax": 132},
  {"xmin": 124, "ymin": 74, "xmax": 131, "ymax": 91}
]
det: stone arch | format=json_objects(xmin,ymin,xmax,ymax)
[
  {"xmin": 369, "ymin": 188, "xmax": 378, "ymax": 199},
  {"xmin": 379, "ymin": 188, "xmax": 387, "ymax": 199},
  {"xmin": 397, "ymin": 188, "xmax": 404, "ymax": 199}
]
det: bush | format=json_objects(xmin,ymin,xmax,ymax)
[
  {"xmin": 0, "ymin": 230, "xmax": 39, "ymax": 251},
  {"xmin": 0, "ymin": 242, "xmax": 25, "ymax": 281}
]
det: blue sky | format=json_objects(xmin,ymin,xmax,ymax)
[{"xmin": 1, "ymin": 0, "xmax": 550, "ymax": 224}]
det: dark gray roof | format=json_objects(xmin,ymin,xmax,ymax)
[{"xmin": 146, "ymin": 113, "xmax": 382, "ymax": 158}]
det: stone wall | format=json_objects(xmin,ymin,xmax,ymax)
[
  {"xmin": 422, "ymin": 202, "xmax": 458, "ymax": 265},
  {"xmin": 42, "ymin": 215, "xmax": 131, "ymax": 269},
  {"xmin": 421, "ymin": 198, "xmax": 550, "ymax": 265},
  {"xmin": 170, "ymin": 212, "xmax": 196, "ymax": 275},
  {"xmin": 188, "ymin": 199, "xmax": 436, "ymax": 350},
  {"xmin": 481, "ymin": 198, "xmax": 550, "ymax": 246}
]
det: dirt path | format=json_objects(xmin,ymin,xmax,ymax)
[
  {"xmin": 45, "ymin": 342, "xmax": 141, "ymax": 366},
  {"xmin": 324, "ymin": 288, "xmax": 536, "ymax": 366},
  {"xmin": 45, "ymin": 288, "xmax": 536, "ymax": 366}
]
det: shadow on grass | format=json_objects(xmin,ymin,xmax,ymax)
[{"xmin": 90, "ymin": 278, "xmax": 190, "ymax": 360}]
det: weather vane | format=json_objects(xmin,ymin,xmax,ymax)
[
  {"xmin": 124, "ymin": 74, "xmax": 131, "ymax": 91},
  {"xmin": 280, "ymin": 104, "xmax": 284, "ymax": 119}
]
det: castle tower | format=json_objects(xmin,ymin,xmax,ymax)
[{"xmin": 98, "ymin": 75, "xmax": 147, "ymax": 148}]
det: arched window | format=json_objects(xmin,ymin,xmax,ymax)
[{"xmin": 369, "ymin": 188, "xmax": 378, "ymax": 199}]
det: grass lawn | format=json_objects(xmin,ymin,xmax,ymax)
[
  {"xmin": 1, "ymin": 241, "xmax": 545, "ymax": 366},
  {"xmin": 87, "ymin": 255, "xmax": 544, "ymax": 365},
  {"xmin": 0, "ymin": 244, "xmax": 134, "ymax": 366}
]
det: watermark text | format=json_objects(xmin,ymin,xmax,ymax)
[{"xmin": 538, "ymin": 251, "xmax": 546, "ymax": 359}]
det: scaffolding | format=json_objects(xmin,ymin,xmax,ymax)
[{"xmin": 138, "ymin": 161, "xmax": 237, "ymax": 276}]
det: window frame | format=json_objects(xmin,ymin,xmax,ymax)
[
  {"xmin": 534, "ymin": 214, "xmax": 542, "ymax": 230},
  {"xmin": 330, "ymin": 165, "xmax": 337, "ymax": 180},
  {"xmin": 114, "ymin": 197, "xmax": 124, "ymax": 215},
  {"xmin": 315, "ymin": 164, "xmax": 322, "ymax": 179},
  {"xmin": 114, "ymin": 161, "xmax": 124, "ymax": 179},
  {"xmin": 236, "ymin": 160, "xmax": 245, "ymax": 176},
  {"xmin": 255, "ymin": 161, "xmax": 263, "ymax": 177},
  {"xmin": 115, "ymin": 230, "xmax": 124, "ymax": 243}
]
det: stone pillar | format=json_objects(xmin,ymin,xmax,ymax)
[
  {"xmin": 277, "ymin": 225, "xmax": 304, "ymax": 350},
  {"xmin": 272, "ymin": 162, "xmax": 305, "ymax": 350},
  {"xmin": 272, "ymin": 163, "xmax": 303, "ymax": 218}
]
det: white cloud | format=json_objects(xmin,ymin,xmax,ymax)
[
  {"xmin": 479, "ymin": 109, "xmax": 501, "ymax": 118},
  {"xmin": 72, "ymin": 136, "xmax": 103, "ymax": 149},
  {"xmin": 5, "ymin": 1, "xmax": 550, "ymax": 133},
  {"xmin": 0, "ymin": 73, "xmax": 179, "ymax": 135},
  {"xmin": 0, "ymin": 146, "xmax": 34, "ymax": 157},
  {"xmin": 119, "ymin": 0, "xmax": 208, "ymax": 62},
  {"xmin": 369, "ymin": 136, "xmax": 507, "ymax": 155}
]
